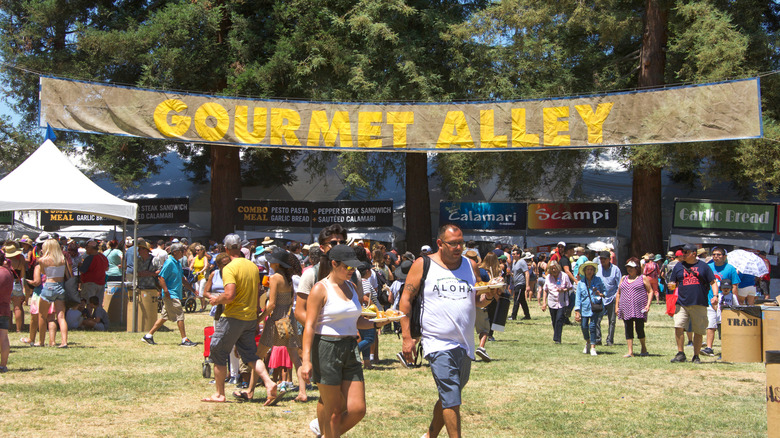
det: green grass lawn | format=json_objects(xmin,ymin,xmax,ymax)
[{"xmin": 0, "ymin": 303, "xmax": 768, "ymax": 437}]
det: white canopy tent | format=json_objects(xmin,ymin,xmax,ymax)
[
  {"xmin": 0, "ymin": 140, "xmax": 140, "ymax": 329},
  {"xmin": 0, "ymin": 140, "xmax": 137, "ymax": 220}
]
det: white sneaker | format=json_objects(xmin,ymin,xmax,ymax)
[
  {"xmin": 309, "ymin": 418, "xmax": 321, "ymax": 437},
  {"xmin": 590, "ymin": 348, "xmax": 598, "ymax": 356},
  {"xmin": 583, "ymin": 346, "xmax": 589, "ymax": 354},
  {"xmin": 475, "ymin": 347, "xmax": 492, "ymax": 362}
]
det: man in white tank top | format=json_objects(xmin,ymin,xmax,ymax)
[{"xmin": 399, "ymin": 224, "xmax": 499, "ymax": 438}]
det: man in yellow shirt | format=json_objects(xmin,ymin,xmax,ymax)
[{"xmin": 201, "ymin": 234, "xmax": 278, "ymax": 404}]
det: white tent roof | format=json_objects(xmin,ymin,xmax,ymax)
[{"xmin": 0, "ymin": 140, "xmax": 137, "ymax": 221}]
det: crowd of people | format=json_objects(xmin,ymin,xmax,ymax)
[{"xmin": 0, "ymin": 226, "xmax": 774, "ymax": 436}]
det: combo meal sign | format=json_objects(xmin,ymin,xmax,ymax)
[
  {"xmin": 440, "ymin": 201, "xmax": 618, "ymax": 230},
  {"xmin": 41, "ymin": 197, "xmax": 189, "ymax": 226},
  {"xmin": 235, "ymin": 200, "xmax": 393, "ymax": 228}
]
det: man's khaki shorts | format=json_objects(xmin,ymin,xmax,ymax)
[
  {"xmin": 737, "ymin": 286, "xmax": 757, "ymax": 298},
  {"xmin": 475, "ymin": 307, "xmax": 490, "ymax": 335},
  {"xmin": 673, "ymin": 304, "xmax": 707, "ymax": 336},
  {"xmin": 160, "ymin": 296, "xmax": 185, "ymax": 322}
]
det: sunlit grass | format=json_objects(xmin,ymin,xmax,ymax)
[{"xmin": 0, "ymin": 304, "xmax": 767, "ymax": 437}]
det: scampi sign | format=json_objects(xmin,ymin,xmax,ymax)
[
  {"xmin": 41, "ymin": 198, "xmax": 189, "ymax": 226},
  {"xmin": 235, "ymin": 199, "xmax": 393, "ymax": 228},
  {"xmin": 439, "ymin": 202, "xmax": 527, "ymax": 230},
  {"xmin": 673, "ymin": 200, "xmax": 774, "ymax": 232},
  {"xmin": 40, "ymin": 76, "xmax": 762, "ymax": 152},
  {"xmin": 527, "ymin": 202, "xmax": 618, "ymax": 229}
]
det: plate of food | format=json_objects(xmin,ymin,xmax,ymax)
[
  {"xmin": 488, "ymin": 280, "xmax": 506, "ymax": 289},
  {"xmin": 361, "ymin": 309, "xmax": 377, "ymax": 317},
  {"xmin": 473, "ymin": 281, "xmax": 491, "ymax": 291},
  {"xmin": 369, "ymin": 317, "xmax": 390, "ymax": 323},
  {"xmin": 384, "ymin": 310, "xmax": 405, "ymax": 321}
]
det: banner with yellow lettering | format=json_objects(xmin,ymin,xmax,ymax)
[{"xmin": 39, "ymin": 76, "xmax": 762, "ymax": 152}]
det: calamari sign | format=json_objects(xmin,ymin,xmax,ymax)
[
  {"xmin": 39, "ymin": 76, "xmax": 762, "ymax": 152},
  {"xmin": 440, "ymin": 202, "xmax": 527, "ymax": 230},
  {"xmin": 528, "ymin": 203, "xmax": 618, "ymax": 229}
]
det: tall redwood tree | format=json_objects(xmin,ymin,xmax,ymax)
[{"xmin": 630, "ymin": 0, "xmax": 668, "ymax": 257}]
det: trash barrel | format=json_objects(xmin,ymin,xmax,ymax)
[
  {"xmin": 126, "ymin": 288, "xmax": 159, "ymax": 333},
  {"xmin": 763, "ymin": 306, "xmax": 780, "ymax": 362},
  {"xmin": 103, "ymin": 281, "xmax": 128, "ymax": 326},
  {"xmin": 722, "ymin": 306, "xmax": 762, "ymax": 363},
  {"xmin": 491, "ymin": 292, "xmax": 511, "ymax": 332},
  {"xmin": 766, "ymin": 350, "xmax": 780, "ymax": 438}
]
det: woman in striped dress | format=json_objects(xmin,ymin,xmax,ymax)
[{"xmin": 615, "ymin": 257, "xmax": 654, "ymax": 357}]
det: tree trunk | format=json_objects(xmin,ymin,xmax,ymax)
[
  {"xmin": 630, "ymin": 0, "xmax": 668, "ymax": 257},
  {"xmin": 208, "ymin": 2, "xmax": 237, "ymax": 241},
  {"xmin": 210, "ymin": 145, "xmax": 241, "ymax": 240},
  {"xmin": 405, "ymin": 152, "xmax": 431, "ymax": 252}
]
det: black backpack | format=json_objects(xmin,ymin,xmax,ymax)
[
  {"xmin": 409, "ymin": 255, "xmax": 431, "ymax": 339},
  {"xmin": 373, "ymin": 268, "xmax": 392, "ymax": 307}
]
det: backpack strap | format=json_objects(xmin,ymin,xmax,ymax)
[{"xmin": 421, "ymin": 255, "xmax": 431, "ymax": 285}]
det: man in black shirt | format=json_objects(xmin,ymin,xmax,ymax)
[{"xmin": 667, "ymin": 244, "xmax": 718, "ymax": 364}]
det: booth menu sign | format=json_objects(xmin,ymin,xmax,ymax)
[
  {"xmin": 0, "ymin": 211, "xmax": 12, "ymax": 225},
  {"xmin": 235, "ymin": 199, "xmax": 393, "ymax": 228},
  {"xmin": 41, "ymin": 197, "xmax": 189, "ymax": 226},
  {"xmin": 673, "ymin": 200, "xmax": 775, "ymax": 232},
  {"xmin": 439, "ymin": 202, "xmax": 527, "ymax": 230}
]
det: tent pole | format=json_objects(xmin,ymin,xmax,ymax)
[
  {"xmin": 132, "ymin": 219, "xmax": 138, "ymax": 332},
  {"xmin": 120, "ymin": 220, "xmax": 127, "ymax": 325}
]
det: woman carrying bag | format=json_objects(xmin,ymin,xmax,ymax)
[{"xmin": 574, "ymin": 261, "xmax": 606, "ymax": 356}]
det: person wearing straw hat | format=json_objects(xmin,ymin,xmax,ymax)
[
  {"xmin": 2, "ymin": 241, "xmax": 26, "ymax": 334},
  {"xmin": 574, "ymin": 261, "xmax": 606, "ymax": 356},
  {"xmin": 253, "ymin": 247, "xmax": 307, "ymax": 403}
]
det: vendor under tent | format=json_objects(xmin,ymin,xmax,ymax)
[
  {"xmin": 461, "ymin": 233, "xmax": 524, "ymax": 247},
  {"xmin": 237, "ymin": 226, "xmax": 406, "ymax": 249},
  {"xmin": 669, "ymin": 229, "xmax": 773, "ymax": 254},
  {"xmin": 0, "ymin": 140, "xmax": 140, "ymax": 329},
  {"xmin": 0, "ymin": 219, "xmax": 42, "ymax": 241},
  {"xmin": 526, "ymin": 234, "xmax": 619, "ymax": 256},
  {"xmin": 53, "ymin": 222, "xmax": 207, "ymax": 242}
]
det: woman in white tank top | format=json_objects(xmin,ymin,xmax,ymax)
[
  {"xmin": 30, "ymin": 239, "xmax": 71, "ymax": 348},
  {"xmin": 300, "ymin": 245, "xmax": 388, "ymax": 438}
]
